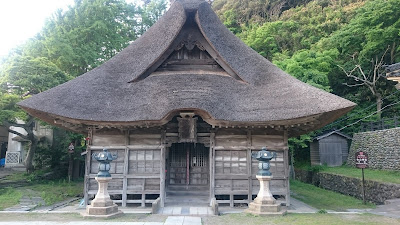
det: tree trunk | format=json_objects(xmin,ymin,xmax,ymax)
[
  {"xmin": 25, "ymin": 138, "xmax": 38, "ymax": 174},
  {"xmin": 376, "ymin": 94, "xmax": 382, "ymax": 120}
]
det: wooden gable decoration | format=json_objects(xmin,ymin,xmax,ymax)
[{"xmin": 130, "ymin": 12, "xmax": 243, "ymax": 83}]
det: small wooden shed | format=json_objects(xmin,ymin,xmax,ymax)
[
  {"xmin": 310, "ymin": 131, "xmax": 352, "ymax": 167},
  {"xmin": 17, "ymin": 0, "xmax": 355, "ymax": 208},
  {"xmin": 385, "ymin": 62, "xmax": 400, "ymax": 89}
]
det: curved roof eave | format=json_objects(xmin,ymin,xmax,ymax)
[{"xmin": 20, "ymin": 104, "xmax": 355, "ymax": 137}]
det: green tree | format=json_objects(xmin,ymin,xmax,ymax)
[
  {"xmin": 0, "ymin": 55, "xmax": 71, "ymax": 173},
  {"xmin": 325, "ymin": 0, "xmax": 400, "ymax": 64},
  {"xmin": 1, "ymin": 55, "xmax": 72, "ymax": 94},
  {"xmin": 318, "ymin": 0, "xmax": 400, "ymax": 121},
  {"xmin": 12, "ymin": 0, "xmax": 143, "ymax": 77},
  {"xmin": 274, "ymin": 49, "xmax": 338, "ymax": 92},
  {"xmin": 212, "ymin": 0, "xmax": 313, "ymax": 26},
  {"xmin": 138, "ymin": 0, "xmax": 168, "ymax": 35},
  {"xmin": 242, "ymin": 0, "xmax": 364, "ymax": 60}
]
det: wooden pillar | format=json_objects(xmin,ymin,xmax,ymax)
[
  {"xmin": 122, "ymin": 130, "xmax": 129, "ymax": 207},
  {"xmin": 84, "ymin": 146, "xmax": 90, "ymax": 206},
  {"xmin": 247, "ymin": 129, "xmax": 252, "ymax": 203},
  {"xmin": 160, "ymin": 130, "xmax": 166, "ymax": 207},
  {"xmin": 283, "ymin": 130, "xmax": 290, "ymax": 206},
  {"xmin": 141, "ymin": 188, "xmax": 146, "ymax": 207},
  {"xmin": 83, "ymin": 127, "xmax": 93, "ymax": 206},
  {"xmin": 209, "ymin": 132, "xmax": 215, "ymax": 202}
]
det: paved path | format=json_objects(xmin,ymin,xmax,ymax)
[
  {"xmin": 287, "ymin": 198, "xmax": 318, "ymax": 213},
  {"xmin": 348, "ymin": 198, "xmax": 400, "ymax": 219},
  {"xmin": 159, "ymin": 207, "xmax": 213, "ymax": 215},
  {"xmin": 0, "ymin": 216, "xmax": 201, "ymax": 225}
]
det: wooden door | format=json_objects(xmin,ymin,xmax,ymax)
[{"xmin": 168, "ymin": 143, "xmax": 209, "ymax": 186}]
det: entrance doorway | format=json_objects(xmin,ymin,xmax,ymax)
[{"xmin": 166, "ymin": 143, "xmax": 209, "ymax": 205}]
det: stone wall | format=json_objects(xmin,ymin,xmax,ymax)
[
  {"xmin": 347, "ymin": 127, "xmax": 400, "ymax": 170},
  {"xmin": 295, "ymin": 169, "xmax": 400, "ymax": 204}
]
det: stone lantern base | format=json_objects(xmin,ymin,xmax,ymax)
[
  {"xmin": 82, "ymin": 177, "xmax": 123, "ymax": 218},
  {"xmin": 246, "ymin": 175, "xmax": 287, "ymax": 216}
]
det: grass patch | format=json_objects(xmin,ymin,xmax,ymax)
[
  {"xmin": 0, "ymin": 212, "xmax": 398, "ymax": 224},
  {"xmin": 0, "ymin": 212, "xmax": 166, "ymax": 222},
  {"xmin": 290, "ymin": 180, "xmax": 374, "ymax": 211},
  {"xmin": 1, "ymin": 171, "xmax": 83, "ymax": 207},
  {"xmin": 320, "ymin": 166, "xmax": 400, "ymax": 184},
  {"xmin": 29, "ymin": 180, "xmax": 83, "ymax": 205},
  {"xmin": 203, "ymin": 213, "xmax": 400, "ymax": 225},
  {"xmin": 4, "ymin": 171, "xmax": 29, "ymax": 182},
  {"xmin": 0, "ymin": 188, "xmax": 23, "ymax": 210}
]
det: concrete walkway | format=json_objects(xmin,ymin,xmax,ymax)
[
  {"xmin": 159, "ymin": 206, "xmax": 213, "ymax": 215},
  {"xmin": 0, "ymin": 216, "xmax": 201, "ymax": 225},
  {"xmin": 369, "ymin": 199, "xmax": 400, "ymax": 218},
  {"xmin": 348, "ymin": 198, "xmax": 400, "ymax": 219},
  {"xmin": 287, "ymin": 198, "xmax": 318, "ymax": 213}
]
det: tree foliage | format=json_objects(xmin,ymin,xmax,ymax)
[
  {"xmin": 1, "ymin": 56, "xmax": 72, "ymax": 94},
  {"xmin": 274, "ymin": 49, "xmax": 338, "ymax": 92},
  {"xmin": 214, "ymin": 0, "xmax": 400, "ymax": 162},
  {"xmin": 213, "ymin": 0, "xmax": 313, "ymax": 28},
  {"xmin": 241, "ymin": 0, "xmax": 365, "ymax": 59},
  {"xmin": 27, "ymin": 0, "xmax": 142, "ymax": 76},
  {"xmin": 0, "ymin": 0, "xmax": 168, "ymax": 173}
]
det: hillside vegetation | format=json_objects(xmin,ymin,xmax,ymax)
[{"xmin": 214, "ymin": 0, "xmax": 400, "ymax": 156}]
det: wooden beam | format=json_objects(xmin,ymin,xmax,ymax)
[
  {"xmin": 214, "ymin": 146, "xmax": 288, "ymax": 151},
  {"xmin": 88, "ymin": 174, "xmax": 160, "ymax": 179},
  {"xmin": 90, "ymin": 146, "xmax": 127, "ymax": 150}
]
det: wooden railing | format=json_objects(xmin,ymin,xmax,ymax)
[{"xmin": 359, "ymin": 116, "xmax": 400, "ymax": 132}]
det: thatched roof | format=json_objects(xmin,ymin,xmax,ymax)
[{"xmin": 18, "ymin": 0, "xmax": 355, "ymax": 136}]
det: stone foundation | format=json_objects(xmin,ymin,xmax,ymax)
[
  {"xmin": 295, "ymin": 168, "xmax": 400, "ymax": 204},
  {"xmin": 246, "ymin": 175, "xmax": 286, "ymax": 216},
  {"xmin": 82, "ymin": 177, "xmax": 123, "ymax": 218}
]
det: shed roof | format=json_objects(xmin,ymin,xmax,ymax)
[
  {"xmin": 385, "ymin": 63, "xmax": 400, "ymax": 88},
  {"xmin": 17, "ymin": 0, "xmax": 356, "ymax": 136},
  {"xmin": 385, "ymin": 62, "xmax": 400, "ymax": 77},
  {"xmin": 315, "ymin": 130, "xmax": 352, "ymax": 141}
]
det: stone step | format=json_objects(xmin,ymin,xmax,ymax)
[
  {"xmin": 159, "ymin": 206, "xmax": 214, "ymax": 215},
  {"xmin": 166, "ymin": 191, "xmax": 209, "ymax": 196},
  {"xmin": 167, "ymin": 185, "xmax": 209, "ymax": 192}
]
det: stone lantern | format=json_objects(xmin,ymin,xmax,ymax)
[
  {"xmin": 83, "ymin": 149, "xmax": 123, "ymax": 218},
  {"xmin": 246, "ymin": 147, "xmax": 286, "ymax": 215}
]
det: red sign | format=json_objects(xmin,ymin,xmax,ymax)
[{"xmin": 355, "ymin": 151, "xmax": 368, "ymax": 169}]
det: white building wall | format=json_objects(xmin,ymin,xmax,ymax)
[
  {"xmin": 5, "ymin": 119, "xmax": 27, "ymax": 166},
  {"xmin": 5, "ymin": 119, "xmax": 54, "ymax": 167}
]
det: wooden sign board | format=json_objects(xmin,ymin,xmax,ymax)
[{"xmin": 355, "ymin": 151, "xmax": 368, "ymax": 169}]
